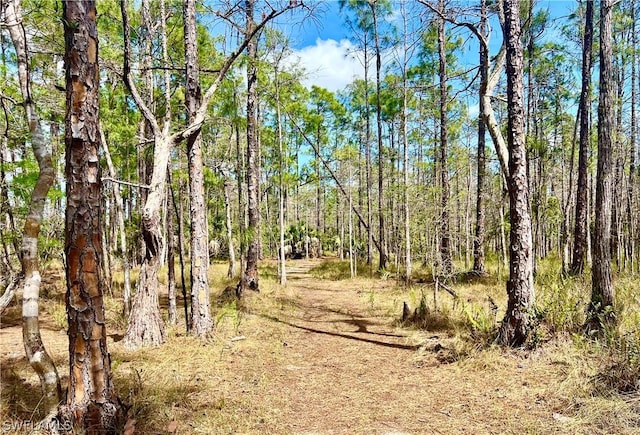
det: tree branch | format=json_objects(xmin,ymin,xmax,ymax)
[{"xmin": 102, "ymin": 176, "xmax": 150, "ymax": 190}]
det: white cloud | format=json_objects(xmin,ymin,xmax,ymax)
[{"xmin": 288, "ymin": 38, "xmax": 365, "ymax": 92}]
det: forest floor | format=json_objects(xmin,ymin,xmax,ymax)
[{"xmin": 1, "ymin": 258, "xmax": 639, "ymax": 434}]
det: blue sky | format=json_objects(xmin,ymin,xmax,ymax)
[{"xmin": 272, "ymin": 0, "xmax": 580, "ymax": 92}]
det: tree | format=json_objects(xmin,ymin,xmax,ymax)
[
  {"xmin": 570, "ymin": 0, "xmax": 594, "ymax": 275},
  {"xmin": 120, "ymin": 0, "xmax": 301, "ymax": 346},
  {"xmin": 4, "ymin": 0, "xmax": 61, "ymax": 416},
  {"xmin": 588, "ymin": 0, "xmax": 615, "ymax": 330},
  {"xmin": 497, "ymin": 0, "xmax": 535, "ymax": 347},
  {"xmin": 238, "ymin": 0, "xmax": 261, "ymax": 295},
  {"xmin": 369, "ymin": 0, "xmax": 389, "ymax": 271},
  {"xmin": 184, "ymin": 0, "xmax": 213, "ymax": 336},
  {"xmin": 472, "ymin": 0, "xmax": 489, "ymax": 275},
  {"xmin": 60, "ymin": 0, "xmax": 121, "ymax": 430},
  {"xmin": 436, "ymin": 0, "xmax": 453, "ymax": 276}
]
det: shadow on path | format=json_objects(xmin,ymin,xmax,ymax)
[{"xmin": 261, "ymin": 314, "xmax": 419, "ymax": 351}]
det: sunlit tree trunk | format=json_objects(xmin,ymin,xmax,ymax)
[
  {"xmin": 184, "ymin": 0, "xmax": 213, "ymax": 335},
  {"xmin": 60, "ymin": 1, "xmax": 121, "ymax": 430},
  {"xmin": 497, "ymin": 0, "xmax": 535, "ymax": 347},
  {"xmin": 570, "ymin": 1, "xmax": 594, "ymax": 276},
  {"xmin": 101, "ymin": 127, "xmax": 131, "ymax": 316},
  {"xmin": 121, "ymin": 0, "xmax": 167, "ymax": 349},
  {"xmin": 274, "ymin": 64, "xmax": 287, "ymax": 286},
  {"xmin": 239, "ymin": 0, "xmax": 260, "ymax": 294},
  {"xmin": 369, "ymin": 1, "xmax": 388, "ymax": 271},
  {"xmin": 437, "ymin": 0, "xmax": 453, "ymax": 276},
  {"xmin": 588, "ymin": 0, "xmax": 615, "ymax": 330},
  {"xmin": 473, "ymin": 0, "xmax": 489, "ymax": 275},
  {"xmin": 629, "ymin": 1, "xmax": 637, "ymax": 273},
  {"xmin": 223, "ymin": 176, "xmax": 237, "ymax": 278},
  {"xmin": 4, "ymin": 0, "xmax": 61, "ymax": 416}
]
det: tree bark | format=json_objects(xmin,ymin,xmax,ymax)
[
  {"xmin": 570, "ymin": 0, "xmax": 594, "ymax": 275},
  {"xmin": 437, "ymin": 0, "xmax": 453, "ymax": 276},
  {"xmin": 184, "ymin": 0, "xmax": 213, "ymax": 336},
  {"xmin": 473, "ymin": 0, "xmax": 489, "ymax": 275},
  {"xmin": 629, "ymin": 0, "xmax": 637, "ymax": 273},
  {"xmin": 497, "ymin": 0, "xmax": 535, "ymax": 347},
  {"xmin": 274, "ymin": 64, "xmax": 287, "ymax": 286},
  {"xmin": 61, "ymin": 1, "xmax": 121, "ymax": 430},
  {"xmin": 166, "ymin": 172, "xmax": 177, "ymax": 325},
  {"xmin": 369, "ymin": 1, "xmax": 388, "ymax": 271},
  {"xmin": 223, "ymin": 176, "xmax": 237, "ymax": 279},
  {"xmin": 588, "ymin": 0, "xmax": 615, "ymax": 330},
  {"xmin": 4, "ymin": 0, "xmax": 61, "ymax": 416},
  {"xmin": 238, "ymin": 0, "xmax": 261, "ymax": 295}
]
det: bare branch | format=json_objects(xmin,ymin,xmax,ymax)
[{"xmin": 102, "ymin": 176, "xmax": 150, "ymax": 190}]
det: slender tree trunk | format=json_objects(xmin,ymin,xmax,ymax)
[
  {"xmin": 275, "ymin": 66, "xmax": 287, "ymax": 286},
  {"xmin": 588, "ymin": 0, "xmax": 615, "ymax": 330},
  {"xmin": 364, "ymin": 39, "xmax": 373, "ymax": 267},
  {"xmin": 4, "ymin": 0, "xmax": 61, "ymax": 416},
  {"xmin": 473, "ymin": 0, "xmax": 488, "ymax": 275},
  {"xmin": 175, "ymin": 183, "xmax": 190, "ymax": 332},
  {"xmin": 223, "ymin": 176, "xmax": 237, "ymax": 278},
  {"xmin": 369, "ymin": 1, "xmax": 388, "ymax": 271},
  {"xmin": 184, "ymin": 0, "xmax": 213, "ymax": 336},
  {"xmin": 497, "ymin": 0, "xmax": 535, "ymax": 347},
  {"xmin": 402, "ymin": 53, "xmax": 412, "ymax": 282},
  {"xmin": 239, "ymin": 0, "xmax": 260, "ymax": 294},
  {"xmin": 438, "ymin": 0, "xmax": 453, "ymax": 276},
  {"xmin": 629, "ymin": 1, "xmax": 637, "ymax": 272},
  {"xmin": 60, "ymin": 1, "xmax": 121, "ymax": 429},
  {"xmin": 101, "ymin": 127, "xmax": 131, "ymax": 316},
  {"xmin": 167, "ymin": 171, "xmax": 177, "ymax": 325}
]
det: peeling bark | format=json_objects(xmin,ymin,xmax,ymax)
[
  {"xmin": 497, "ymin": 0, "xmax": 535, "ymax": 347},
  {"xmin": 239, "ymin": 0, "xmax": 261, "ymax": 295},
  {"xmin": 588, "ymin": 0, "xmax": 615, "ymax": 330},
  {"xmin": 60, "ymin": 1, "xmax": 121, "ymax": 431}
]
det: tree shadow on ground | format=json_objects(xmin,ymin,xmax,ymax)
[{"xmin": 260, "ymin": 314, "xmax": 419, "ymax": 351}]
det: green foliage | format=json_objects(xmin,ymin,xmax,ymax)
[
  {"xmin": 38, "ymin": 215, "xmax": 64, "ymax": 270},
  {"xmin": 216, "ymin": 301, "xmax": 242, "ymax": 334}
]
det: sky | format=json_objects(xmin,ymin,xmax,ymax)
[{"xmin": 272, "ymin": 0, "xmax": 580, "ymax": 93}]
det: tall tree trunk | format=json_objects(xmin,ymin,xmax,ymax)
[
  {"xmin": 497, "ymin": 0, "xmax": 535, "ymax": 347},
  {"xmin": 120, "ymin": 0, "xmax": 168, "ymax": 349},
  {"xmin": 224, "ymin": 176, "xmax": 237, "ymax": 279},
  {"xmin": 101, "ymin": 126, "xmax": 131, "ymax": 317},
  {"xmin": 167, "ymin": 171, "xmax": 177, "ymax": 325},
  {"xmin": 364, "ymin": 39, "xmax": 373, "ymax": 267},
  {"xmin": 588, "ymin": 0, "xmax": 615, "ymax": 330},
  {"xmin": 438, "ymin": 0, "xmax": 453, "ymax": 276},
  {"xmin": 4, "ymin": 0, "xmax": 61, "ymax": 416},
  {"xmin": 239, "ymin": 0, "xmax": 260, "ymax": 294},
  {"xmin": 369, "ymin": 1, "xmax": 388, "ymax": 271},
  {"xmin": 175, "ymin": 183, "xmax": 190, "ymax": 332},
  {"xmin": 473, "ymin": 0, "xmax": 488, "ymax": 275},
  {"xmin": 184, "ymin": 0, "xmax": 213, "ymax": 336},
  {"xmin": 60, "ymin": 1, "xmax": 121, "ymax": 430},
  {"xmin": 275, "ymin": 65, "xmax": 287, "ymax": 286},
  {"xmin": 401, "ymin": 1, "xmax": 412, "ymax": 283},
  {"xmin": 629, "ymin": 0, "xmax": 637, "ymax": 272}
]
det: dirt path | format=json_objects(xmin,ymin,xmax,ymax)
[
  {"xmin": 0, "ymin": 260, "xmax": 594, "ymax": 434},
  {"xmin": 246, "ymin": 260, "xmax": 566, "ymax": 434}
]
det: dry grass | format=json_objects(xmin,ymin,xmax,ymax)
[{"xmin": 1, "ymin": 257, "xmax": 639, "ymax": 434}]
